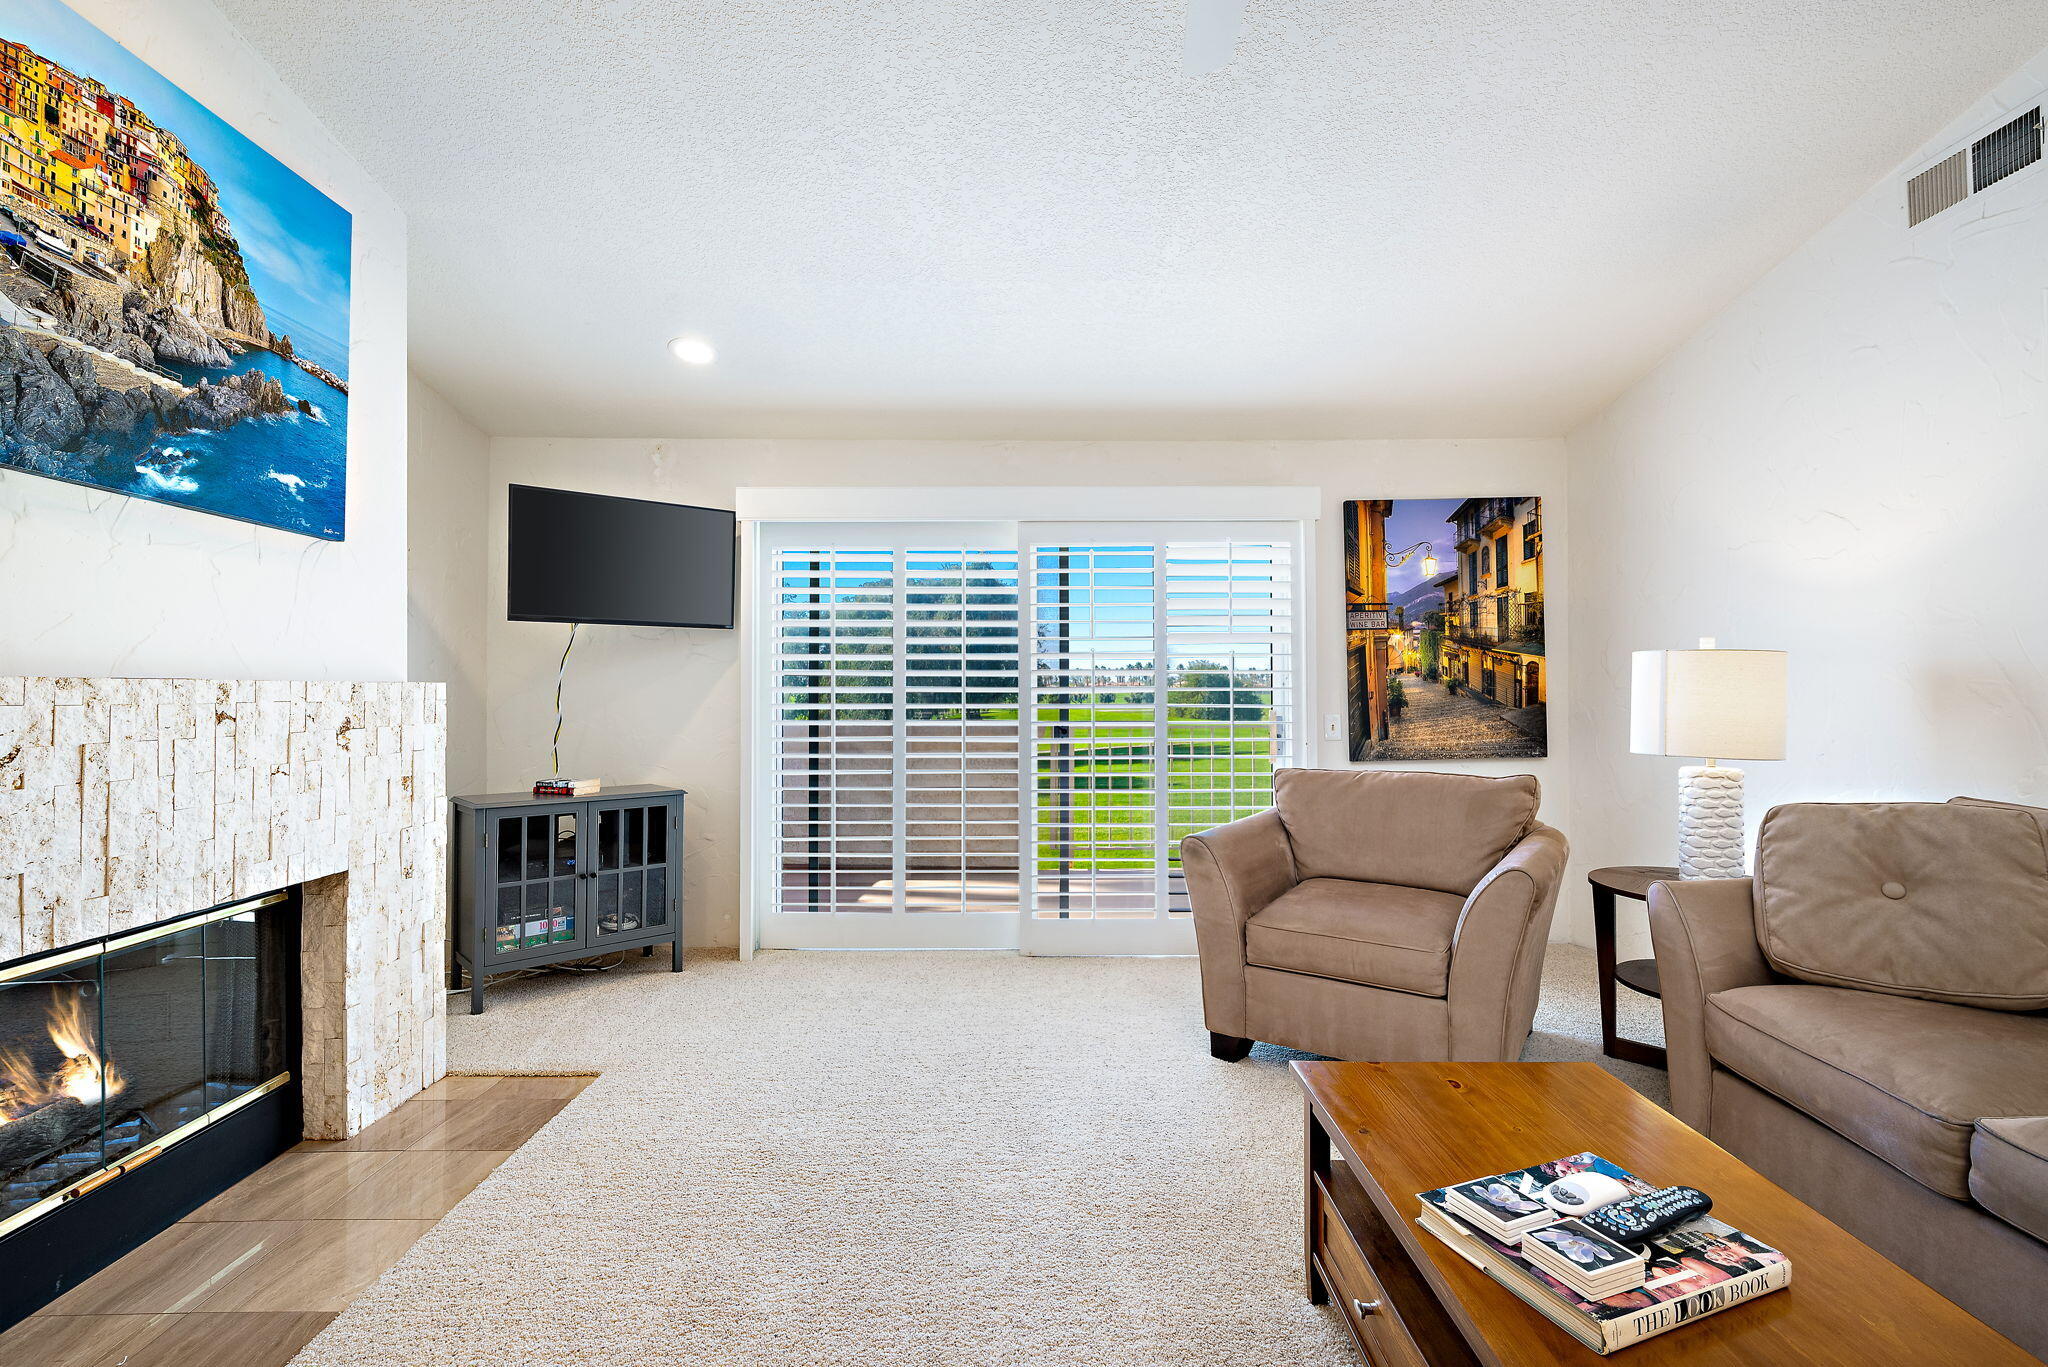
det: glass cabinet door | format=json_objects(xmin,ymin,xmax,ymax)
[
  {"xmin": 590, "ymin": 799, "xmax": 675, "ymax": 943},
  {"xmin": 488, "ymin": 807, "xmax": 582, "ymax": 960}
]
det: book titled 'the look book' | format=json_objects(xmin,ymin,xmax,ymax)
[{"xmin": 1416, "ymin": 1152, "xmax": 1790, "ymax": 1354}]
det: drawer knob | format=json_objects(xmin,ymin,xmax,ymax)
[{"xmin": 1352, "ymin": 1298, "xmax": 1381, "ymax": 1316}]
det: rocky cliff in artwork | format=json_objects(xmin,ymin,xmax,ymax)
[
  {"xmin": 131, "ymin": 218, "xmax": 271, "ymax": 344},
  {"xmin": 0, "ymin": 327, "xmax": 303, "ymax": 482}
]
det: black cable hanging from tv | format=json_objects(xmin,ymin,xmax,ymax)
[{"xmin": 552, "ymin": 622, "xmax": 578, "ymax": 776}]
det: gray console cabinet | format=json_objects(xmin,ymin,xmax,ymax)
[{"xmin": 451, "ymin": 785, "xmax": 685, "ymax": 1013}]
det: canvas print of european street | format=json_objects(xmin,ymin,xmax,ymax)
[
  {"xmin": 1344, "ymin": 497, "xmax": 1547, "ymax": 760},
  {"xmin": 0, "ymin": 0, "xmax": 351, "ymax": 540}
]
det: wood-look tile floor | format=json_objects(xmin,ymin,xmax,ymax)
[{"xmin": 0, "ymin": 1073, "xmax": 595, "ymax": 1367}]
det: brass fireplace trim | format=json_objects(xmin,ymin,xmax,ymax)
[
  {"xmin": 102, "ymin": 890, "xmax": 291, "ymax": 956},
  {"xmin": 0, "ymin": 1072, "xmax": 291, "ymax": 1241},
  {"xmin": 0, "ymin": 891, "xmax": 290, "ymax": 985}
]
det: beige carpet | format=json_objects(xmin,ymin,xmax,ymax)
[{"xmin": 290, "ymin": 943, "xmax": 1665, "ymax": 1366}]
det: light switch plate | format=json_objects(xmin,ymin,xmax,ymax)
[{"xmin": 1322, "ymin": 714, "xmax": 1342, "ymax": 740}]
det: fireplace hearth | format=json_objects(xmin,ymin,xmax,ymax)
[{"xmin": 0, "ymin": 890, "xmax": 300, "ymax": 1327}]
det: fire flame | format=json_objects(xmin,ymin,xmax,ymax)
[{"xmin": 0, "ymin": 991, "xmax": 125, "ymax": 1124}]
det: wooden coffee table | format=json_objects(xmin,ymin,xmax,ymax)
[{"xmin": 1294, "ymin": 1061, "xmax": 2040, "ymax": 1366}]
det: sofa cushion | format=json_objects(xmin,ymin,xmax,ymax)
[
  {"xmin": 1272, "ymin": 768, "xmax": 1537, "ymax": 897},
  {"xmin": 1244, "ymin": 878, "xmax": 1464, "ymax": 996},
  {"xmin": 1705, "ymin": 983, "xmax": 2048, "ymax": 1199},
  {"xmin": 1752, "ymin": 801, "xmax": 2048, "ymax": 1010},
  {"xmin": 1971, "ymin": 1117, "xmax": 2048, "ymax": 1244}
]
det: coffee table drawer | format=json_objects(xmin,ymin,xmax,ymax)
[{"xmin": 1314, "ymin": 1178, "xmax": 1427, "ymax": 1367}]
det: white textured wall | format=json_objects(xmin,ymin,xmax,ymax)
[
  {"xmin": 407, "ymin": 376, "xmax": 490, "ymax": 794},
  {"xmin": 484, "ymin": 437, "xmax": 1569, "ymax": 947},
  {"xmin": 0, "ymin": 0, "xmax": 409, "ymax": 681},
  {"xmin": 1565, "ymin": 52, "xmax": 2048, "ymax": 955}
]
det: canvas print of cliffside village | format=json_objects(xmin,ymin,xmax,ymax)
[
  {"xmin": 0, "ymin": 0, "xmax": 351, "ymax": 540},
  {"xmin": 1344, "ymin": 498, "xmax": 1547, "ymax": 760}
]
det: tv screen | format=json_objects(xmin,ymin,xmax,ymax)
[{"xmin": 507, "ymin": 485, "xmax": 736, "ymax": 628}]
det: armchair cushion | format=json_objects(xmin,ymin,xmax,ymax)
[
  {"xmin": 1752, "ymin": 801, "xmax": 2048, "ymax": 1010},
  {"xmin": 1971, "ymin": 1117, "xmax": 2048, "ymax": 1244},
  {"xmin": 1705, "ymin": 983, "xmax": 2048, "ymax": 1199},
  {"xmin": 1273, "ymin": 768, "xmax": 1538, "ymax": 896},
  {"xmin": 1244, "ymin": 879, "xmax": 1463, "ymax": 997}
]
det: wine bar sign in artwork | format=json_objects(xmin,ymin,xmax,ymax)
[
  {"xmin": 1343, "ymin": 497, "xmax": 1548, "ymax": 760},
  {"xmin": 0, "ymin": 0, "xmax": 352, "ymax": 539}
]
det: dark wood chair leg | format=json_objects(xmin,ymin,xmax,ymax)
[{"xmin": 1210, "ymin": 1032, "xmax": 1253, "ymax": 1061}]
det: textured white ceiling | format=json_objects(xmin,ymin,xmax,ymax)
[{"xmin": 216, "ymin": 0, "xmax": 2048, "ymax": 439}]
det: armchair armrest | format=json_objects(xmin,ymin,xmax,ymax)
[
  {"xmin": 1447, "ymin": 822, "xmax": 1569, "ymax": 1059},
  {"xmin": 1181, "ymin": 809, "xmax": 1296, "ymax": 1038},
  {"xmin": 1646, "ymin": 877, "xmax": 1773, "ymax": 1131}
]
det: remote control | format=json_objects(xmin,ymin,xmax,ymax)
[{"xmin": 1579, "ymin": 1186, "xmax": 1713, "ymax": 1246}]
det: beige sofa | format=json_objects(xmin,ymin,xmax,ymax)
[
  {"xmin": 1183, "ymin": 768, "xmax": 1566, "ymax": 1062},
  {"xmin": 1650, "ymin": 797, "xmax": 2048, "ymax": 1357}
]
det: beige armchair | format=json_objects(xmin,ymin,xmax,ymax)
[{"xmin": 1183, "ymin": 768, "xmax": 1566, "ymax": 1062}]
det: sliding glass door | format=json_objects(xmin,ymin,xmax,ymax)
[{"xmin": 754, "ymin": 518, "xmax": 1301, "ymax": 952}]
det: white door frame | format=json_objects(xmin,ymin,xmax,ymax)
[{"xmin": 738, "ymin": 489, "xmax": 1317, "ymax": 956}]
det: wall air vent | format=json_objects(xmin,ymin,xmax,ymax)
[
  {"xmin": 1972, "ymin": 107, "xmax": 2042, "ymax": 192},
  {"xmin": 1905, "ymin": 103, "xmax": 2044, "ymax": 226},
  {"xmin": 1907, "ymin": 150, "xmax": 1969, "ymax": 226}
]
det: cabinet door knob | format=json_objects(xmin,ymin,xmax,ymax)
[{"xmin": 1352, "ymin": 1298, "xmax": 1380, "ymax": 1316}]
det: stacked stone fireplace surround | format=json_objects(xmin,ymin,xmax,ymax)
[{"xmin": 0, "ymin": 677, "xmax": 447, "ymax": 1139}]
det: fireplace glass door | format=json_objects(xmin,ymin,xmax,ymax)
[{"xmin": 0, "ymin": 893, "xmax": 293, "ymax": 1239}]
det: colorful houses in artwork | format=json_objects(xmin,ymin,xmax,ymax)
[
  {"xmin": 1343, "ymin": 498, "xmax": 1398, "ymax": 750},
  {"xmin": 0, "ymin": 38, "xmax": 215, "ymax": 273},
  {"xmin": 1440, "ymin": 496, "xmax": 1545, "ymax": 711},
  {"xmin": 1344, "ymin": 495, "xmax": 1547, "ymax": 760}
]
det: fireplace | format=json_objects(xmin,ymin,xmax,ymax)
[{"xmin": 0, "ymin": 890, "xmax": 301, "ymax": 1327}]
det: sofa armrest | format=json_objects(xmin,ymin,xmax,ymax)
[
  {"xmin": 1646, "ymin": 877, "xmax": 1773, "ymax": 1131},
  {"xmin": 1181, "ymin": 809, "xmax": 1296, "ymax": 1038},
  {"xmin": 1447, "ymin": 823, "xmax": 1569, "ymax": 1059}
]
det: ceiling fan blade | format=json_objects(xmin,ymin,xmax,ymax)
[{"xmin": 1182, "ymin": 0, "xmax": 1247, "ymax": 74}]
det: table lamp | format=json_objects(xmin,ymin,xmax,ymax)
[{"xmin": 1630, "ymin": 639, "xmax": 1787, "ymax": 879}]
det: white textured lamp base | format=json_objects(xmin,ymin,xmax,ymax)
[{"xmin": 1678, "ymin": 765, "xmax": 1747, "ymax": 879}]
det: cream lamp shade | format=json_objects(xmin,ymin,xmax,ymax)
[{"xmin": 1630, "ymin": 642, "xmax": 1787, "ymax": 761}]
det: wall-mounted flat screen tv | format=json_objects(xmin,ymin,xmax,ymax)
[{"xmin": 507, "ymin": 484, "xmax": 736, "ymax": 628}]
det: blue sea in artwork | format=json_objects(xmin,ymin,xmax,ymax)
[{"xmin": 141, "ymin": 314, "xmax": 350, "ymax": 541}]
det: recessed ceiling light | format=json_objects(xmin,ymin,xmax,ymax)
[{"xmin": 668, "ymin": 335, "xmax": 716, "ymax": 366}]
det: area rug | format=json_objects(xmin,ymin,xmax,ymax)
[{"xmin": 290, "ymin": 944, "xmax": 1663, "ymax": 1366}]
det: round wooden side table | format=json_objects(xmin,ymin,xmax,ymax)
[{"xmin": 1588, "ymin": 865, "xmax": 1678, "ymax": 1069}]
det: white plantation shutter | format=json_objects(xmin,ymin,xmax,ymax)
[
  {"xmin": 775, "ymin": 546, "xmax": 897, "ymax": 915},
  {"xmin": 1029, "ymin": 544, "xmax": 1161, "ymax": 918},
  {"xmin": 1161, "ymin": 538, "xmax": 1297, "ymax": 910},
  {"xmin": 1028, "ymin": 533, "xmax": 1297, "ymax": 923},
  {"xmin": 773, "ymin": 541, "xmax": 1021, "ymax": 920}
]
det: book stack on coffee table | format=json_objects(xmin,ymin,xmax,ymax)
[{"xmin": 1415, "ymin": 1152, "xmax": 1790, "ymax": 1355}]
